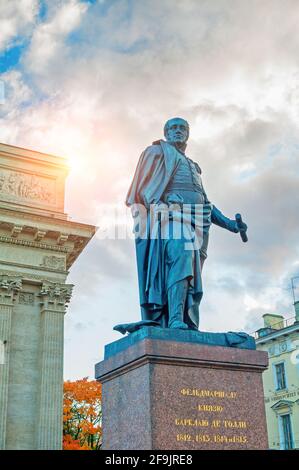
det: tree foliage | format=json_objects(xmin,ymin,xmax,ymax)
[{"xmin": 63, "ymin": 377, "xmax": 102, "ymax": 450}]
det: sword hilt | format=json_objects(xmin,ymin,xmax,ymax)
[{"xmin": 235, "ymin": 213, "xmax": 248, "ymax": 243}]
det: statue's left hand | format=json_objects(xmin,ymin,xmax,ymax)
[{"xmin": 235, "ymin": 213, "xmax": 248, "ymax": 242}]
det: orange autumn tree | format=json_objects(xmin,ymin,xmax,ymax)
[{"xmin": 63, "ymin": 377, "xmax": 102, "ymax": 450}]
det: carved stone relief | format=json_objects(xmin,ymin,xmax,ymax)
[
  {"xmin": 0, "ymin": 169, "xmax": 55, "ymax": 205},
  {"xmin": 40, "ymin": 256, "xmax": 65, "ymax": 271},
  {"xmin": 18, "ymin": 292, "xmax": 35, "ymax": 305}
]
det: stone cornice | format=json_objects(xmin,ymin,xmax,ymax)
[
  {"xmin": 0, "ymin": 142, "xmax": 69, "ymax": 171},
  {"xmin": 0, "ymin": 207, "xmax": 97, "ymax": 269},
  {"xmin": 0, "ymin": 206, "xmax": 96, "ymax": 232},
  {"xmin": 0, "ymin": 234, "xmax": 70, "ymax": 253},
  {"xmin": 0, "ymin": 269, "xmax": 62, "ymax": 284},
  {"xmin": 256, "ymin": 323, "xmax": 299, "ymax": 344},
  {"xmin": 0, "ymin": 259, "xmax": 67, "ymax": 275},
  {"xmin": 0, "ymin": 233, "xmax": 92, "ymax": 270}
]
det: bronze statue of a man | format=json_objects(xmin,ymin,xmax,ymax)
[{"xmin": 126, "ymin": 117, "xmax": 247, "ymax": 331}]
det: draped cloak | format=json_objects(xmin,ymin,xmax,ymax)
[{"xmin": 126, "ymin": 140, "xmax": 238, "ymax": 328}]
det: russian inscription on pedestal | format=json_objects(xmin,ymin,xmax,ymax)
[{"xmin": 175, "ymin": 388, "xmax": 247, "ymax": 446}]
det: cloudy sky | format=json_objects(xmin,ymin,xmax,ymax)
[{"xmin": 1, "ymin": 0, "xmax": 299, "ymax": 380}]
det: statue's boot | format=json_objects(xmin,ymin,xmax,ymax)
[{"xmin": 168, "ymin": 279, "xmax": 189, "ymax": 329}]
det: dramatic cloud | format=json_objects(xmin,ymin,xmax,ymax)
[
  {"xmin": 0, "ymin": 0, "xmax": 298, "ymax": 379},
  {"xmin": 0, "ymin": 0, "xmax": 39, "ymax": 52},
  {"xmin": 25, "ymin": 0, "xmax": 88, "ymax": 73}
]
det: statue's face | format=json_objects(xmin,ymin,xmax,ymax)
[{"xmin": 165, "ymin": 118, "xmax": 189, "ymax": 144}]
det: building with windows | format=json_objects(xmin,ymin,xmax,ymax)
[{"xmin": 255, "ymin": 302, "xmax": 299, "ymax": 450}]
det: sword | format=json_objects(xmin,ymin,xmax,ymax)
[{"xmin": 235, "ymin": 213, "xmax": 248, "ymax": 243}]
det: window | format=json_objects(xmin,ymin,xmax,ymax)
[
  {"xmin": 274, "ymin": 362, "xmax": 287, "ymax": 390},
  {"xmin": 280, "ymin": 414, "xmax": 294, "ymax": 450}
]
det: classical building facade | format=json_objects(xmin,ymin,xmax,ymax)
[
  {"xmin": 0, "ymin": 143, "xmax": 96, "ymax": 449},
  {"xmin": 255, "ymin": 305, "xmax": 299, "ymax": 450}
]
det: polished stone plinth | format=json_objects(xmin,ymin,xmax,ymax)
[{"xmin": 95, "ymin": 328, "xmax": 268, "ymax": 450}]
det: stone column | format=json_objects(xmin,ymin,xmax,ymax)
[
  {"xmin": 35, "ymin": 282, "xmax": 73, "ymax": 450},
  {"xmin": 0, "ymin": 142, "xmax": 96, "ymax": 449},
  {"xmin": 0, "ymin": 276, "xmax": 22, "ymax": 449}
]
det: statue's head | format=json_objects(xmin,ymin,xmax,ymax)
[{"xmin": 164, "ymin": 117, "xmax": 189, "ymax": 144}]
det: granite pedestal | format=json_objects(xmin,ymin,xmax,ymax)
[{"xmin": 95, "ymin": 327, "xmax": 268, "ymax": 450}]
